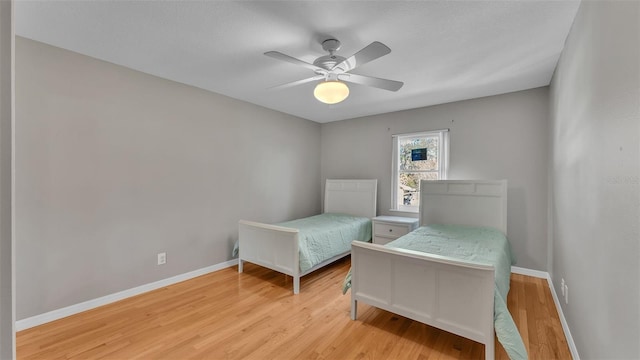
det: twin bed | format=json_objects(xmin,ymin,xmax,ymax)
[
  {"xmin": 237, "ymin": 179, "xmax": 526, "ymax": 359},
  {"xmin": 349, "ymin": 179, "xmax": 526, "ymax": 360},
  {"xmin": 237, "ymin": 179, "xmax": 377, "ymax": 294}
]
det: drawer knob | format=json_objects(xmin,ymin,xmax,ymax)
[{"xmin": 389, "ymin": 229, "xmax": 393, "ymax": 232}]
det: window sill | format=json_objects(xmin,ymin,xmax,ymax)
[{"xmin": 389, "ymin": 209, "xmax": 419, "ymax": 216}]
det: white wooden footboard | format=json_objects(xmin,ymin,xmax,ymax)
[
  {"xmin": 350, "ymin": 241, "xmax": 496, "ymax": 360},
  {"xmin": 238, "ymin": 220, "xmax": 302, "ymax": 294}
]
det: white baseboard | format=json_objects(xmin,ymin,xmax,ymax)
[
  {"xmin": 511, "ymin": 266, "xmax": 548, "ymax": 279},
  {"xmin": 15, "ymin": 259, "xmax": 238, "ymax": 331},
  {"xmin": 546, "ymin": 276, "xmax": 580, "ymax": 360}
]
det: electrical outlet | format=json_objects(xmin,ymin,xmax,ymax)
[
  {"xmin": 157, "ymin": 252, "xmax": 166, "ymax": 265},
  {"xmin": 564, "ymin": 285, "xmax": 569, "ymax": 304},
  {"xmin": 561, "ymin": 278, "xmax": 565, "ymax": 296}
]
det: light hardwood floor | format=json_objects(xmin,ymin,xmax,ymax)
[{"xmin": 17, "ymin": 257, "xmax": 571, "ymax": 359}]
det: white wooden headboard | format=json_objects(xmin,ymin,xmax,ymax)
[
  {"xmin": 419, "ymin": 180, "xmax": 507, "ymax": 235},
  {"xmin": 324, "ymin": 179, "xmax": 377, "ymax": 219}
]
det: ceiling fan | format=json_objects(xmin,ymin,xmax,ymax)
[{"xmin": 265, "ymin": 39, "xmax": 403, "ymax": 104}]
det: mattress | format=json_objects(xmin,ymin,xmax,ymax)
[{"xmin": 276, "ymin": 213, "xmax": 371, "ymax": 272}]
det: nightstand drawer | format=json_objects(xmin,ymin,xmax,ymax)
[
  {"xmin": 371, "ymin": 216, "xmax": 419, "ymax": 245},
  {"xmin": 373, "ymin": 235, "xmax": 396, "ymax": 245},
  {"xmin": 374, "ymin": 223, "xmax": 410, "ymax": 238}
]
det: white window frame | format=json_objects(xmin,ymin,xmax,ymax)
[{"xmin": 391, "ymin": 129, "xmax": 449, "ymax": 213}]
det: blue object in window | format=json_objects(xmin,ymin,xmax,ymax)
[{"xmin": 411, "ymin": 148, "xmax": 427, "ymax": 161}]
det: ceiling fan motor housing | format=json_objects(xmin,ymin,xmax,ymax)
[
  {"xmin": 313, "ymin": 55, "xmax": 346, "ymax": 71},
  {"xmin": 314, "ymin": 39, "xmax": 346, "ymax": 71}
]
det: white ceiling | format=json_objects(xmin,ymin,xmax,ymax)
[{"xmin": 15, "ymin": 1, "xmax": 580, "ymax": 123}]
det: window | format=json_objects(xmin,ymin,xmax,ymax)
[{"xmin": 391, "ymin": 129, "xmax": 449, "ymax": 212}]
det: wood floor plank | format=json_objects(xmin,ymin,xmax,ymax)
[{"xmin": 17, "ymin": 257, "xmax": 572, "ymax": 359}]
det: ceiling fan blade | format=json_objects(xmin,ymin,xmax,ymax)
[
  {"xmin": 332, "ymin": 41, "xmax": 391, "ymax": 72},
  {"xmin": 341, "ymin": 73, "xmax": 403, "ymax": 92},
  {"xmin": 264, "ymin": 51, "xmax": 324, "ymax": 72},
  {"xmin": 269, "ymin": 75, "xmax": 325, "ymax": 90}
]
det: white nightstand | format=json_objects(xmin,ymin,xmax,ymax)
[{"xmin": 372, "ymin": 216, "xmax": 419, "ymax": 245}]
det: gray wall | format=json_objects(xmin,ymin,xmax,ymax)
[
  {"xmin": 321, "ymin": 87, "xmax": 549, "ymax": 271},
  {"xmin": 0, "ymin": 1, "xmax": 15, "ymax": 358},
  {"xmin": 549, "ymin": 1, "xmax": 640, "ymax": 358},
  {"xmin": 15, "ymin": 37, "xmax": 321, "ymax": 320}
]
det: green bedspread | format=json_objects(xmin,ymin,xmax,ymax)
[
  {"xmin": 277, "ymin": 213, "xmax": 371, "ymax": 272},
  {"xmin": 344, "ymin": 224, "xmax": 527, "ymax": 360}
]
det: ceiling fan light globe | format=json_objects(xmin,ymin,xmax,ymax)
[{"xmin": 314, "ymin": 81, "xmax": 350, "ymax": 104}]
